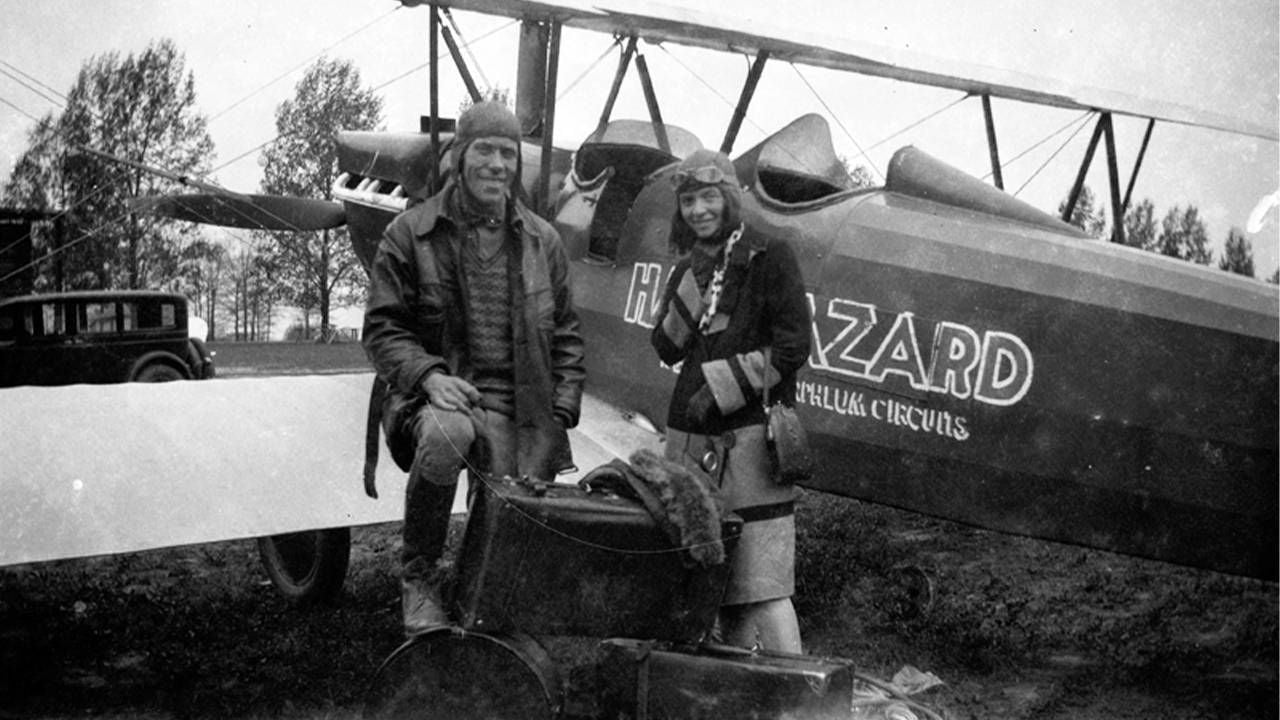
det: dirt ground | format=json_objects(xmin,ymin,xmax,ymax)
[
  {"xmin": 1, "ymin": 344, "xmax": 1274, "ymax": 718},
  {"xmin": 1, "ymin": 491, "xmax": 1273, "ymax": 719}
]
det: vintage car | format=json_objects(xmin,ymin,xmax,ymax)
[{"xmin": 0, "ymin": 290, "xmax": 215, "ymax": 387}]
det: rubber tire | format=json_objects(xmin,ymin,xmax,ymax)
[
  {"xmin": 257, "ymin": 528, "xmax": 351, "ymax": 604},
  {"xmin": 134, "ymin": 363, "xmax": 184, "ymax": 382}
]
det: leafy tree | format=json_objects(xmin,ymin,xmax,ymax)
[
  {"xmin": 1268, "ymin": 268, "xmax": 1279, "ymax": 285},
  {"xmin": 1057, "ymin": 185, "xmax": 1107, "ymax": 238},
  {"xmin": 1217, "ymin": 227, "xmax": 1255, "ymax": 278},
  {"xmin": 177, "ymin": 237, "xmax": 228, "ymax": 337},
  {"xmin": 834, "ymin": 154, "xmax": 875, "ymax": 190},
  {"xmin": 1156, "ymin": 205, "xmax": 1213, "ymax": 265},
  {"xmin": 1122, "ymin": 198, "xmax": 1158, "ymax": 251},
  {"xmin": 3, "ymin": 40, "xmax": 213, "ymax": 290},
  {"xmin": 258, "ymin": 57, "xmax": 383, "ymax": 332}
]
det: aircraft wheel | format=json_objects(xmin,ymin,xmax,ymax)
[{"xmin": 257, "ymin": 527, "xmax": 351, "ymax": 603}]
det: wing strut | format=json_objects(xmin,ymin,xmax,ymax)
[
  {"xmin": 427, "ymin": 4, "xmax": 442, "ymax": 193},
  {"xmin": 1121, "ymin": 119, "xmax": 1156, "ymax": 215},
  {"xmin": 634, "ymin": 46, "xmax": 671, "ymax": 155},
  {"xmin": 440, "ymin": 9, "xmax": 483, "ymax": 103},
  {"xmin": 720, "ymin": 50, "xmax": 769, "ymax": 155},
  {"xmin": 596, "ymin": 36, "xmax": 637, "ymax": 136},
  {"xmin": 539, "ymin": 19, "xmax": 562, "ymax": 215},
  {"xmin": 981, "ymin": 95, "xmax": 1004, "ymax": 191},
  {"xmin": 1101, "ymin": 113, "xmax": 1124, "ymax": 244},
  {"xmin": 1062, "ymin": 114, "xmax": 1105, "ymax": 230},
  {"xmin": 1062, "ymin": 112, "xmax": 1135, "ymax": 244}
]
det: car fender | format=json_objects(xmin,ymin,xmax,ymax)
[{"xmin": 128, "ymin": 350, "xmax": 192, "ymax": 381}]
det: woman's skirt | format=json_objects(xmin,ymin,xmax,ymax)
[{"xmin": 665, "ymin": 425, "xmax": 797, "ymax": 605}]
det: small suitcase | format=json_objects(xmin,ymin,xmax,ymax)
[
  {"xmin": 596, "ymin": 638, "xmax": 857, "ymax": 720},
  {"xmin": 452, "ymin": 476, "xmax": 740, "ymax": 641}
]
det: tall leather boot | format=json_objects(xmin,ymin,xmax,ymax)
[{"xmin": 402, "ymin": 480, "xmax": 458, "ymax": 636}]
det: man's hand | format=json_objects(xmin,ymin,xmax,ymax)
[{"xmin": 422, "ymin": 372, "xmax": 481, "ymax": 411}]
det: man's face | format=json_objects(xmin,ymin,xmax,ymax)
[
  {"xmin": 462, "ymin": 136, "xmax": 519, "ymax": 211},
  {"xmin": 678, "ymin": 186, "xmax": 725, "ymax": 239}
]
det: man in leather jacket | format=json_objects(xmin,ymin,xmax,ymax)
[{"xmin": 362, "ymin": 101, "xmax": 585, "ymax": 635}]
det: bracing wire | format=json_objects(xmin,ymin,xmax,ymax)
[
  {"xmin": 206, "ymin": 5, "xmax": 401, "ymax": 123},
  {"xmin": 790, "ymin": 62, "xmax": 882, "ymax": 183},
  {"xmin": 210, "ymin": 16, "xmax": 519, "ymax": 175},
  {"xmin": 652, "ymin": 44, "xmax": 832, "ymax": 180},
  {"xmin": 1013, "ymin": 111, "xmax": 1095, "ymax": 198},
  {"xmin": 862, "ymin": 94, "xmax": 968, "ymax": 155},
  {"xmin": 983, "ymin": 109, "xmax": 1091, "ymax": 182},
  {"xmin": 365, "ymin": 18, "xmax": 519, "ymax": 99},
  {"xmin": 441, "ymin": 7, "xmax": 492, "ymax": 92},
  {"xmin": 0, "ymin": 94, "xmax": 44, "ymax": 123},
  {"xmin": 654, "ymin": 43, "xmax": 742, "ymax": 114},
  {"xmin": 1, "ymin": 5, "xmax": 412, "ymax": 280},
  {"xmin": 0, "ymin": 187, "xmax": 281, "ymax": 287},
  {"xmin": 0, "ymin": 66, "xmax": 65, "ymax": 110},
  {"xmin": 557, "ymin": 37, "xmax": 623, "ymax": 102},
  {"xmin": 0, "ymin": 60, "xmax": 68, "ymax": 104}
]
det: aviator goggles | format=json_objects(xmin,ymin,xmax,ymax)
[{"xmin": 671, "ymin": 165, "xmax": 727, "ymax": 188}]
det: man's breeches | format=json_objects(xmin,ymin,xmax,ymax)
[{"xmin": 402, "ymin": 404, "xmax": 517, "ymax": 579}]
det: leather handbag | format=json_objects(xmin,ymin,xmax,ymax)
[{"xmin": 762, "ymin": 350, "xmax": 814, "ymax": 485}]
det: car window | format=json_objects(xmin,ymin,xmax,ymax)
[
  {"xmin": 121, "ymin": 302, "xmax": 137, "ymax": 331},
  {"xmin": 40, "ymin": 303, "xmax": 67, "ymax": 336},
  {"xmin": 83, "ymin": 302, "xmax": 118, "ymax": 334}
]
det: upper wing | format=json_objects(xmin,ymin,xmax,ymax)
[{"xmin": 429, "ymin": 0, "xmax": 1277, "ymax": 141}]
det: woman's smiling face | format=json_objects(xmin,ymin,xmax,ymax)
[{"xmin": 678, "ymin": 186, "xmax": 725, "ymax": 239}]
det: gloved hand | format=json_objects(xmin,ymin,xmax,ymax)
[{"xmin": 686, "ymin": 384, "xmax": 718, "ymax": 426}]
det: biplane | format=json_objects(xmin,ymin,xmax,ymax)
[{"xmin": 3, "ymin": 0, "xmax": 1276, "ymax": 605}]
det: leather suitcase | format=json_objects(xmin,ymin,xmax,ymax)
[
  {"xmin": 452, "ymin": 477, "xmax": 740, "ymax": 641},
  {"xmin": 596, "ymin": 638, "xmax": 857, "ymax": 719}
]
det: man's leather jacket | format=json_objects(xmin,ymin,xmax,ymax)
[{"xmin": 363, "ymin": 183, "xmax": 585, "ymax": 479}]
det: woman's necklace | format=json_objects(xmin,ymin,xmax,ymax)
[{"xmin": 698, "ymin": 223, "xmax": 744, "ymax": 333}]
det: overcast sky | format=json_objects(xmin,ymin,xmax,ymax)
[{"xmin": 2, "ymin": 0, "xmax": 1277, "ymax": 275}]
